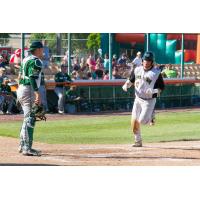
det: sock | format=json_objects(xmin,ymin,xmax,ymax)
[{"xmin": 134, "ymin": 131, "xmax": 142, "ymax": 142}]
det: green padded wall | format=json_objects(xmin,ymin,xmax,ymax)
[
  {"xmin": 166, "ymin": 40, "xmax": 176, "ymax": 64},
  {"xmin": 175, "ymin": 51, "xmax": 182, "ymax": 64},
  {"xmin": 156, "ymin": 34, "xmax": 167, "ymax": 63},
  {"xmin": 149, "ymin": 34, "xmax": 158, "ymax": 62}
]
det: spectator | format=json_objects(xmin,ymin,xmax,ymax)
[
  {"xmin": 0, "ymin": 55, "xmax": 6, "ymax": 69},
  {"xmin": 9, "ymin": 49, "xmax": 22, "ymax": 75},
  {"xmin": 72, "ymin": 57, "xmax": 80, "ymax": 71},
  {"xmin": 62, "ymin": 51, "xmax": 68, "ymax": 65},
  {"xmin": 80, "ymin": 57, "xmax": 89, "ymax": 79},
  {"xmin": 80, "ymin": 57, "xmax": 87, "ymax": 70},
  {"xmin": 42, "ymin": 40, "xmax": 51, "ymax": 68},
  {"xmin": 71, "ymin": 70, "xmax": 81, "ymax": 80},
  {"xmin": 132, "ymin": 51, "xmax": 142, "ymax": 67},
  {"xmin": 39, "ymin": 71, "xmax": 49, "ymax": 112},
  {"xmin": 103, "ymin": 54, "xmax": 109, "ymax": 71},
  {"xmin": 86, "ymin": 53, "xmax": 96, "ymax": 72},
  {"xmin": 103, "ymin": 70, "xmax": 109, "ymax": 80},
  {"xmin": 65, "ymin": 85, "xmax": 82, "ymax": 113},
  {"xmin": 2, "ymin": 54, "xmax": 9, "ymax": 65},
  {"xmin": 54, "ymin": 64, "xmax": 72, "ymax": 114},
  {"xmin": 117, "ymin": 53, "xmax": 127, "ymax": 68},
  {"xmin": 162, "ymin": 64, "xmax": 177, "ymax": 78},
  {"xmin": 95, "ymin": 64, "xmax": 104, "ymax": 79},
  {"xmin": 87, "ymin": 71, "xmax": 93, "ymax": 80},
  {"xmin": 0, "ymin": 77, "xmax": 15, "ymax": 114},
  {"xmin": 112, "ymin": 54, "xmax": 118, "ymax": 68},
  {"xmin": 112, "ymin": 67, "xmax": 122, "ymax": 79},
  {"xmin": 95, "ymin": 57, "xmax": 104, "ymax": 70},
  {"xmin": 0, "ymin": 68, "xmax": 7, "ymax": 84}
]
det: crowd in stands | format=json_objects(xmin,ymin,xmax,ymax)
[
  {"xmin": 1, "ymin": 43, "xmax": 198, "ymax": 115},
  {"xmin": 0, "ymin": 47, "xmax": 181, "ymax": 82}
]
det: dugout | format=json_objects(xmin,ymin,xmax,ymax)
[{"xmin": 45, "ymin": 78, "xmax": 200, "ymax": 113}]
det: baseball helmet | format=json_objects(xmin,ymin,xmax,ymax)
[
  {"xmin": 28, "ymin": 41, "xmax": 43, "ymax": 51},
  {"xmin": 142, "ymin": 51, "xmax": 154, "ymax": 62}
]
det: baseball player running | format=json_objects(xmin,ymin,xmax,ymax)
[
  {"xmin": 17, "ymin": 41, "xmax": 43, "ymax": 156},
  {"xmin": 122, "ymin": 51, "xmax": 165, "ymax": 147}
]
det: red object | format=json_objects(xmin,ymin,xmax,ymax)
[
  {"xmin": 167, "ymin": 34, "xmax": 197, "ymax": 40},
  {"xmin": 115, "ymin": 33, "xmax": 197, "ymax": 43},
  {"xmin": 184, "ymin": 50, "xmax": 196, "ymax": 62},
  {"xmin": 0, "ymin": 47, "xmax": 13, "ymax": 56},
  {"xmin": 9, "ymin": 48, "xmax": 28, "ymax": 64},
  {"xmin": 115, "ymin": 33, "xmax": 145, "ymax": 43},
  {"xmin": 176, "ymin": 49, "xmax": 196, "ymax": 62},
  {"xmin": 196, "ymin": 34, "xmax": 200, "ymax": 64},
  {"xmin": 9, "ymin": 54, "xmax": 15, "ymax": 63},
  {"xmin": 14, "ymin": 48, "xmax": 21, "ymax": 57}
]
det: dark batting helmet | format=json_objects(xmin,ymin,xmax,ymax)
[{"xmin": 142, "ymin": 51, "xmax": 154, "ymax": 62}]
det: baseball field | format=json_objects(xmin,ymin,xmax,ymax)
[{"xmin": 1, "ymin": 109, "xmax": 200, "ymax": 166}]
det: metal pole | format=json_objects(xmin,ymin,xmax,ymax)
[
  {"xmin": 109, "ymin": 33, "xmax": 112, "ymax": 80},
  {"xmin": 67, "ymin": 33, "xmax": 71, "ymax": 74},
  {"xmin": 21, "ymin": 33, "xmax": 25, "ymax": 61},
  {"xmin": 56, "ymin": 33, "xmax": 62, "ymax": 56},
  {"xmin": 146, "ymin": 33, "xmax": 150, "ymax": 51},
  {"xmin": 181, "ymin": 33, "xmax": 184, "ymax": 79}
]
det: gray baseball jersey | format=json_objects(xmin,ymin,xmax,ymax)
[
  {"xmin": 133, "ymin": 66, "xmax": 161, "ymax": 99},
  {"xmin": 129, "ymin": 65, "xmax": 165, "ymax": 124}
]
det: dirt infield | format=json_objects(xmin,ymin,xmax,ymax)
[
  {"xmin": 1, "ymin": 136, "xmax": 200, "ymax": 166},
  {"xmin": 1, "ymin": 109, "xmax": 200, "ymax": 166}
]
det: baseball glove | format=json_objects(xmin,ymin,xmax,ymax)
[{"xmin": 31, "ymin": 104, "xmax": 47, "ymax": 121}]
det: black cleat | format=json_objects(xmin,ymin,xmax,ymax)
[
  {"xmin": 132, "ymin": 141, "xmax": 142, "ymax": 147},
  {"xmin": 22, "ymin": 149, "xmax": 42, "ymax": 156}
]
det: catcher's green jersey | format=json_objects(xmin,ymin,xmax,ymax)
[{"xmin": 19, "ymin": 55, "xmax": 43, "ymax": 91}]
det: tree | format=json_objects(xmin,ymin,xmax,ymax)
[
  {"xmin": 86, "ymin": 33, "xmax": 101, "ymax": 54},
  {"xmin": 62, "ymin": 33, "xmax": 89, "ymax": 55},
  {"xmin": 30, "ymin": 33, "xmax": 90, "ymax": 55},
  {"xmin": 30, "ymin": 33, "xmax": 56, "ymax": 53},
  {"xmin": 0, "ymin": 33, "xmax": 10, "ymax": 46}
]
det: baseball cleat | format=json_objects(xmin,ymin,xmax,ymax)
[
  {"xmin": 22, "ymin": 149, "xmax": 42, "ymax": 156},
  {"xmin": 18, "ymin": 146, "xmax": 23, "ymax": 153},
  {"xmin": 132, "ymin": 141, "xmax": 142, "ymax": 147},
  {"xmin": 149, "ymin": 118, "xmax": 155, "ymax": 126}
]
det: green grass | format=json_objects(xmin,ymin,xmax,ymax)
[{"xmin": 1, "ymin": 111, "xmax": 200, "ymax": 144}]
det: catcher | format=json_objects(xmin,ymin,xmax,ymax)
[
  {"xmin": 17, "ymin": 41, "xmax": 46, "ymax": 156},
  {"xmin": 122, "ymin": 51, "xmax": 165, "ymax": 147}
]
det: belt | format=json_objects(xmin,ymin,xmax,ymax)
[{"xmin": 138, "ymin": 96, "xmax": 153, "ymax": 100}]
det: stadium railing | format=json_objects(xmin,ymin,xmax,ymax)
[{"xmin": 44, "ymin": 78, "xmax": 200, "ymax": 112}]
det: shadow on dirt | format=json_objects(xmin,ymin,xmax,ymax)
[{"xmin": 0, "ymin": 163, "xmax": 58, "ymax": 166}]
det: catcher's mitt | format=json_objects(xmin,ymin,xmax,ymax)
[{"xmin": 31, "ymin": 104, "xmax": 47, "ymax": 121}]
